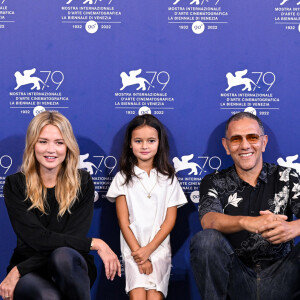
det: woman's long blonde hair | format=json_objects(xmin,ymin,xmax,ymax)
[{"xmin": 21, "ymin": 111, "xmax": 81, "ymax": 217}]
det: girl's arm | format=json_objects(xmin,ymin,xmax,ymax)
[
  {"xmin": 116, "ymin": 195, "xmax": 153, "ymax": 274},
  {"xmin": 116, "ymin": 195, "xmax": 141, "ymax": 252},
  {"xmin": 132, "ymin": 206, "xmax": 177, "ymax": 265}
]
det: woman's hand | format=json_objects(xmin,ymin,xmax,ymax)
[
  {"xmin": 0, "ymin": 267, "xmax": 20, "ymax": 300},
  {"xmin": 91, "ymin": 238, "xmax": 121, "ymax": 281},
  {"xmin": 132, "ymin": 245, "xmax": 153, "ymax": 265}
]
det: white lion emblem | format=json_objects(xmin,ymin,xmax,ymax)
[
  {"xmin": 280, "ymin": 0, "xmax": 300, "ymax": 5},
  {"xmin": 79, "ymin": 153, "xmax": 99, "ymax": 175},
  {"xmin": 225, "ymin": 69, "xmax": 260, "ymax": 92},
  {"xmin": 277, "ymin": 155, "xmax": 300, "ymax": 174},
  {"xmin": 173, "ymin": 154, "xmax": 204, "ymax": 175},
  {"xmin": 14, "ymin": 68, "xmax": 49, "ymax": 91},
  {"xmin": 120, "ymin": 69, "xmax": 154, "ymax": 91}
]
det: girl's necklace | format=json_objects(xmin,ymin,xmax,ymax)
[{"xmin": 138, "ymin": 178, "xmax": 157, "ymax": 199}]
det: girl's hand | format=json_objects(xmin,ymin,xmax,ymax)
[
  {"xmin": 92, "ymin": 238, "xmax": 121, "ymax": 281},
  {"xmin": 138, "ymin": 260, "xmax": 153, "ymax": 275},
  {"xmin": 132, "ymin": 246, "xmax": 152, "ymax": 265},
  {"xmin": 0, "ymin": 266, "xmax": 20, "ymax": 300}
]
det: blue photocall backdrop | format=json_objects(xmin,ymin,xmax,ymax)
[{"xmin": 0, "ymin": 0, "xmax": 299, "ymax": 299}]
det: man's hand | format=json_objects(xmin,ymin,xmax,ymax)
[
  {"xmin": 132, "ymin": 245, "xmax": 152, "ymax": 265},
  {"xmin": 240, "ymin": 210, "xmax": 287, "ymax": 234},
  {"xmin": 138, "ymin": 260, "xmax": 153, "ymax": 275},
  {"xmin": 0, "ymin": 266, "xmax": 20, "ymax": 300},
  {"xmin": 258, "ymin": 211, "xmax": 299, "ymax": 244}
]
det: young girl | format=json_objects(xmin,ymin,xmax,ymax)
[{"xmin": 107, "ymin": 114, "xmax": 187, "ymax": 300}]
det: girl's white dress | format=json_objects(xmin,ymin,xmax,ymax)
[{"xmin": 106, "ymin": 166, "xmax": 187, "ymax": 297}]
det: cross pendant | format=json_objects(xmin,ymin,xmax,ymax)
[{"xmin": 147, "ymin": 194, "xmax": 151, "ymax": 199}]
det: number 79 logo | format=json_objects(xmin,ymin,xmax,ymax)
[{"xmin": 14, "ymin": 68, "xmax": 64, "ymax": 91}]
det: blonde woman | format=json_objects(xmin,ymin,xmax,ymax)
[{"xmin": 0, "ymin": 111, "xmax": 121, "ymax": 300}]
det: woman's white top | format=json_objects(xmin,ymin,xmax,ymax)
[{"xmin": 106, "ymin": 166, "xmax": 187, "ymax": 297}]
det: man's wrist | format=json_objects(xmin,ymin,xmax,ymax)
[
  {"xmin": 238, "ymin": 216, "xmax": 248, "ymax": 230},
  {"xmin": 290, "ymin": 219, "xmax": 300, "ymax": 239}
]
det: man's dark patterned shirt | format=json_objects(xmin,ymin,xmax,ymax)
[{"xmin": 198, "ymin": 162, "xmax": 300, "ymax": 268}]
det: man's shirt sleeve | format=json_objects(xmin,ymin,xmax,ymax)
[
  {"xmin": 198, "ymin": 174, "xmax": 223, "ymax": 222},
  {"xmin": 289, "ymin": 169, "xmax": 300, "ymax": 219}
]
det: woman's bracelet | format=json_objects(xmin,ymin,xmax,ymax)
[{"xmin": 90, "ymin": 238, "xmax": 94, "ymax": 250}]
